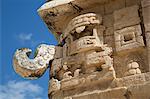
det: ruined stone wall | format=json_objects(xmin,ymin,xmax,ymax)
[{"xmin": 12, "ymin": 0, "xmax": 150, "ymax": 99}]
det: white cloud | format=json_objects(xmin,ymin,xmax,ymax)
[
  {"xmin": 15, "ymin": 33, "xmax": 39, "ymax": 47},
  {"xmin": 18, "ymin": 33, "xmax": 33, "ymax": 41},
  {"xmin": 0, "ymin": 81, "xmax": 47, "ymax": 99}
]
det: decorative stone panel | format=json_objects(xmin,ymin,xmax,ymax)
[{"xmin": 114, "ymin": 25, "xmax": 144, "ymax": 52}]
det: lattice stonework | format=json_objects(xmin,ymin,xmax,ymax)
[{"xmin": 114, "ymin": 25, "xmax": 145, "ymax": 52}]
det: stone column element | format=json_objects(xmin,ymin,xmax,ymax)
[{"xmin": 13, "ymin": 44, "xmax": 55, "ymax": 79}]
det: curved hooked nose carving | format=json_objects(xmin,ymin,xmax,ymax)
[{"xmin": 13, "ymin": 44, "xmax": 55, "ymax": 79}]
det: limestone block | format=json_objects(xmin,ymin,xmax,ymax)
[
  {"xmin": 104, "ymin": 0, "xmax": 125, "ymax": 14},
  {"xmin": 61, "ymin": 69, "xmax": 115, "ymax": 91},
  {"xmin": 114, "ymin": 5, "xmax": 140, "ymax": 30},
  {"xmin": 54, "ymin": 46, "xmax": 63, "ymax": 59},
  {"xmin": 127, "ymin": 83, "xmax": 150, "ymax": 99},
  {"xmin": 71, "ymin": 87, "xmax": 127, "ymax": 99},
  {"xmin": 142, "ymin": 6, "xmax": 150, "ymax": 32},
  {"xmin": 115, "ymin": 73, "xmax": 146, "ymax": 87},
  {"xmin": 61, "ymin": 78, "xmax": 80, "ymax": 90},
  {"xmin": 114, "ymin": 25, "xmax": 144, "ymax": 52},
  {"xmin": 13, "ymin": 44, "xmax": 55, "ymax": 79}
]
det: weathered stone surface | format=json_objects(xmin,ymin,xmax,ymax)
[
  {"xmin": 127, "ymin": 83, "xmax": 150, "ymax": 99},
  {"xmin": 61, "ymin": 70, "xmax": 115, "ymax": 91},
  {"xmin": 51, "ymin": 58, "xmax": 62, "ymax": 77},
  {"xmin": 125, "ymin": 0, "xmax": 141, "ymax": 7},
  {"xmin": 114, "ymin": 72, "xmax": 150, "ymax": 87},
  {"xmin": 66, "ymin": 87, "xmax": 127, "ymax": 99},
  {"xmin": 142, "ymin": 5, "xmax": 150, "ymax": 32},
  {"xmin": 104, "ymin": 0, "xmax": 125, "ymax": 14},
  {"xmin": 13, "ymin": 44, "xmax": 55, "ymax": 79},
  {"xmin": 114, "ymin": 5, "xmax": 140, "ymax": 30},
  {"xmin": 54, "ymin": 46, "xmax": 63, "ymax": 59}
]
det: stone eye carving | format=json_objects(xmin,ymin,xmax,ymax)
[{"xmin": 13, "ymin": 44, "xmax": 55, "ymax": 79}]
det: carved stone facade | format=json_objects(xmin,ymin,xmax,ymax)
[{"xmin": 13, "ymin": 0, "xmax": 150, "ymax": 99}]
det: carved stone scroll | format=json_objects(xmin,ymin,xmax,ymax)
[{"xmin": 13, "ymin": 44, "xmax": 55, "ymax": 79}]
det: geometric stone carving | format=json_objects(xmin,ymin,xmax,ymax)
[
  {"xmin": 13, "ymin": 44, "xmax": 55, "ymax": 79},
  {"xmin": 114, "ymin": 5, "xmax": 140, "ymax": 30},
  {"xmin": 70, "ymin": 35, "xmax": 102, "ymax": 55},
  {"xmin": 114, "ymin": 25, "xmax": 145, "ymax": 52}
]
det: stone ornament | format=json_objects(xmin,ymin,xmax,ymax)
[
  {"xmin": 13, "ymin": 44, "xmax": 55, "ymax": 79},
  {"xmin": 114, "ymin": 25, "xmax": 145, "ymax": 52},
  {"xmin": 60, "ymin": 13, "xmax": 102, "ymax": 42},
  {"xmin": 125, "ymin": 61, "xmax": 141, "ymax": 76}
]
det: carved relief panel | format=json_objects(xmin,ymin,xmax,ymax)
[
  {"xmin": 49, "ymin": 13, "xmax": 116, "ymax": 91},
  {"xmin": 114, "ymin": 25, "xmax": 144, "ymax": 52}
]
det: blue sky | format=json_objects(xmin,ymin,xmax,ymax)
[{"xmin": 1, "ymin": 0, "xmax": 57, "ymax": 99}]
